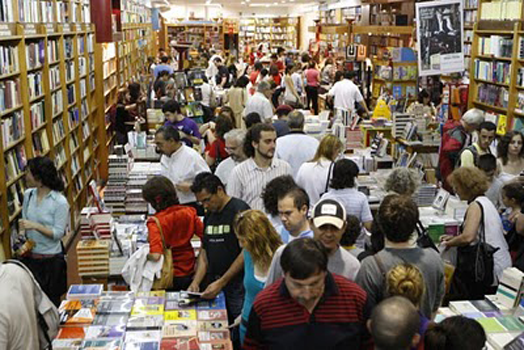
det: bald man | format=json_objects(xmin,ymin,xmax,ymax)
[{"xmin": 368, "ymin": 297, "xmax": 421, "ymax": 350}]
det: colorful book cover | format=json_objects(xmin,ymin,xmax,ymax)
[
  {"xmin": 197, "ymin": 310, "xmax": 228, "ymax": 322},
  {"xmin": 164, "ymin": 310, "xmax": 197, "ymax": 322},
  {"xmin": 123, "ymin": 330, "xmax": 161, "ymax": 343},
  {"xmin": 126, "ymin": 315, "xmax": 164, "ymax": 330},
  {"xmin": 198, "ymin": 330, "xmax": 231, "ymax": 342},
  {"xmin": 67, "ymin": 284, "xmax": 103, "ymax": 299},
  {"xmin": 92, "ymin": 314, "xmax": 129, "ymax": 327},
  {"xmin": 497, "ymin": 317, "xmax": 524, "ymax": 332},
  {"xmin": 97, "ymin": 299, "xmax": 134, "ymax": 314},
  {"xmin": 61, "ymin": 308, "xmax": 96, "ymax": 326},
  {"xmin": 51, "ymin": 338, "xmax": 83, "ymax": 349},
  {"xmin": 80, "ymin": 338, "xmax": 123, "ymax": 350},
  {"xmin": 196, "ymin": 294, "xmax": 226, "ymax": 310},
  {"xmin": 131, "ymin": 304, "xmax": 165, "ymax": 316},
  {"xmin": 56, "ymin": 327, "xmax": 86, "ymax": 339},
  {"xmin": 84, "ymin": 325, "xmax": 126, "ymax": 339},
  {"xmin": 198, "ymin": 321, "xmax": 228, "ymax": 332},
  {"xmin": 164, "ymin": 301, "xmax": 180, "ymax": 311},
  {"xmin": 122, "ymin": 341, "xmax": 159, "ymax": 350},
  {"xmin": 159, "ymin": 338, "xmax": 200, "ymax": 350},
  {"xmin": 477, "ymin": 317, "xmax": 507, "ymax": 333},
  {"xmin": 471, "ymin": 300, "xmax": 500, "ymax": 313},
  {"xmin": 162, "ymin": 321, "xmax": 198, "ymax": 338},
  {"xmin": 133, "ymin": 297, "xmax": 165, "ymax": 306}
]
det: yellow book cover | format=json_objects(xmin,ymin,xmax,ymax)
[
  {"xmin": 131, "ymin": 304, "xmax": 165, "ymax": 316},
  {"xmin": 164, "ymin": 310, "xmax": 197, "ymax": 322}
]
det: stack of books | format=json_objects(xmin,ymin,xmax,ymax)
[
  {"xmin": 392, "ymin": 114, "xmax": 414, "ymax": 138},
  {"xmin": 413, "ymin": 184, "xmax": 438, "ymax": 207},
  {"xmin": 76, "ymin": 240, "xmax": 110, "ymax": 277},
  {"xmin": 89, "ymin": 213, "xmax": 112, "ymax": 240},
  {"xmin": 52, "ymin": 287, "xmax": 233, "ymax": 349},
  {"xmin": 105, "ymin": 155, "xmax": 131, "ymax": 216},
  {"xmin": 79, "ymin": 207, "xmax": 104, "ymax": 239}
]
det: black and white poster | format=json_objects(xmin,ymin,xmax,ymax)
[{"xmin": 416, "ymin": 0, "xmax": 464, "ymax": 76}]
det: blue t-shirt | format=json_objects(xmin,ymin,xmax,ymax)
[
  {"xmin": 240, "ymin": 250, "xmax": 265, "ymax": 344},
  {"xmin": 279, "ymin": 227, "xmax": 314, "ymax": 244},
  {"xmin": 153, "ymin": 64, "xmax": 174, "ymax": 78},
  {"xmin": 164, "ymin": 117, "xmax": 201, "ymax": 147}
]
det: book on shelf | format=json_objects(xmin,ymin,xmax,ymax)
[
  {"xmin": 25, "ymin": 41, "xmax": 45, "ymax": 70},
  {"xmin": 18, "ymin": 0, "xmax": 40, "ymax": 23},
  {"xmin": 47, "ymin": 39, "xmax": 59, "ymax": 63},
  {"xmin": 51, "ymin": 90, "xmax": 63, "ymax": 116},
  {"xmin": 0, "ymin": 79, "xmax": 22, "ymax": 110},
  {"xmin": 480, "ymin": 0, "xmax": 522, "ymax": 20},
  {"xmin": 64, "ymin": 37, "xmax": 73, "ymax": 60},
  {"xmin": 68, "ymin": 107, "xmax": 79, "ymax": 128},
  {"xmin": 27, "ymin": 72, "xmax": 43, "ymax": 99},
  {"xmin": 53, "ymin": 118, "xmax": 66, "ymax": 143},
  {"xmin": 78, "ymin": 36, "xmax": 85, "ymax": 55},
  {"xmin": 79, "ymin": 57, "xmax": 87, "ymax": 76},
  {"xmin": 80, "ymin": 79, "xmax": 87, "ymax": 99},
  {"xmin": 69, "ymin": 133, "xmax": 79, "ymax": 154},
  {"xmin": 67, "ymin": 84, "xmax": 76, "ymax": 105},
  {"xmin": 474, "ymin": 60, "xmax": 511, "ymax": 85},
  {"xmin": 29, "ymin": 101, "xmax": 45, "ymax": 129},
  {"xmin": 66, "ymin": 60, "xmax": 75, "ymax": 82},
  {"xmin": 479, "ymin": 35, "xmax": 513, "ymax": 58},
  {"xmin": 54, "ymin": 143, "xmax": 66, "ymax": 168},
  {"xmin": 7, "ymin": 181, "xmax": 25, "ymax": 217},
  {"xmin": 477, "ymin": 83, "xmax": 509, "ymax": 109},
  {"xmin": 1, "ymin": 111, "xmax": 24, "ymax": 147},
  {"xmin": 4, "ymin": 145, "xmax": 27, "ymax": 182},
  {"xmin": 0, "ymin": 0, "xmax": 15, "ymax": 22},
  {"xmin": 49, "ymin": 65, "xmax": 60, "ymax": 90},
  {"xmin": 40, "ymin": 0, "xmax": 53, "ymax": 23},
  {"xmin": 0, "ymin": 45, "xmax": 19, "ymax": 76},
  {"xmin": 32, "ymin": 130, "xmax": 50, "ymax": 156},
  {"xmin": 516, "ymin": 92, "xmax": 524, "ymax": 114}
]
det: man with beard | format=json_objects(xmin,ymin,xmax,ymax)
[
  {"xmin": 215, "ymin": 129, "xmax": 247, "ymax": 189},
  {"xmin": 228, "ymin": 124, "xmax": 291, "ymax": 211}
]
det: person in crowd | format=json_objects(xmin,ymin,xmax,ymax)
[
  {"xmin": 320, "ymin": 159, "xmax": 373, "ymax": 238},
  {"xmin": 275, "ymin": 111, "xmax": 319, "ymax": 177},
  {"xmin": 341, "ymin": 215, "xmax": 365, "ymax": 259},
  {"xmin": 268, "ymin": 62, "xmax": 281, "ymax": 88},
  {"xmin": 478, "ymin": 154, "xmax": 504, "ymax": 208},
  {"xmin": 276, "ymin": 47, "xmax": 286, "ymax": 72},
  {"xmin": 199, "ymin": 76, "xmax": 215, "ymax": 123},
  {"xmin": 188, "ymin": 173, "xmax": 249, "ymax": 340},
  {"xmin": 204, "ymin": 114, "xmax": 233, "ymax": 170},
  {"xmin": 266, "ymin": 198, "xmax": 361, "ymax": 285},
  {"xmin": 406, "ymin": 89, "xmax": 437, "ymax": 118},
  {"xmin": 243, "ymin": 81, "xmax": 275, "ymax": 122},
  {"xmin": 142, "ymin": 176, "xmax": 204, "ymax": 291},
  {"xmin": 369, "ymin": 296, "xmax": 421, "ymax": 350},
  {"xmin": 386, "ymin": 264, "xmax": 429, "ymax": 350},
  {"xmin": 234, "ymin": 210, "xmax": 283, "ymax": 345},
  {"xmin": 384, "ymin": 167, "xmax": 420, "ymax": 197},
  {"xmin": 158, "ymin": 47, "xmax": 167, "ymax": 58},
  {"xmin": 497, "ymin": 131, "xmax": 524, "ymax": 182},
  {"xmin": 424, "ymin": 316, "xmax": 486, "ymax": 350},
  {"xmin": 296, "ymin": 134, "xmax": 344, "ymax": 204},
  {"xmin": 214, "ymin": 57, "xmax": 231, "ymax": 89},
  {"xmin": 225, "ymin": 76, "xmax": 249, "ymax": 129},
  {"xmin": 259, "ymin": 68, "xmax": 269, "ymax": 83},
  {"xmin": 356, "ymin": 194, "xmax": 445, "ymax": 319},
  {"xmin": 162, "ymin": 100, "xmax": 201, "ymax": 148},
  {"xmin": 147, "ymin": 56, "xmax": 156, "ymax": 75},
  {"xmin": 438, "ymin": 108, "xmax": 485, "ymax": 192},
  {"xmin": 153, "ymin": 70, "xmax": 172, "ymax": 101},
  {"xmin": 115, "ymin": 82, "xmax": 145, "ymax": 145},
  {"xmin": 501, "ymin": 182, "xmax": 524, "ymax": 270},
  {"xmin": 458, "ymin": 121, "xmax": 496, "ymax": 168},
  {"xmin": 262, "ymin": 175, "xmax": 297, "ymax": 231},
  {"xmin": 244, "ymin": 238, "xmax": 371, "ymax": 349},
  {"xmin": 205, "ymin": 53, "xmax": 219, "ymax": 84},
  {"xmin": 19, "ymin": 157, "xmax": 69, "ymax": 306},
  {"xmin": 283, "ymin": 63, "xmax": 302, "ymax": 108},
  {"xmin": 154, "ymin": 127, "xmax": 210, "ymax": 213},
  {"xmin": 228, "ymin": 124, "xmax": 292, "ymax": 211},
  {"xmin": 305, "ymin": 61, "xmax": 320, "ymax": 115},
  {"xmin": 249, "ymin": 61, "xmax": 264, "ymax": 88},
  {"xmin": 153, "ymin": 56, "xmax": 174, "ymax": 78},
  {"xmin": 320, "ymin": 57, "xmax": 335, "ymax": 85},
  {"xmin": 327, "ymin": 70, "xmax": 370, "ymax": 115},
  {"xmin": 215, "ymin": 129, "xmax": 247, "ymax": 188},
  {"xmin": 1, "ymin": 261, "xmax": 45, "ymax": 349},
  {"xmin": 443, "ymin": 167, "xmax": 512, "ymax": 299},
  {"xmin": 272, "ymin": 104, "xmax": 292, "ymax": 138},
  {"xmin": 277, "ymin": 186, "xmax": 313, "ymax": 243},
  {"xmin": 244, "ymin": 112, "xmax": 262, "ymax": 129}
]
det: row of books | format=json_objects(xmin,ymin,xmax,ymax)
[
  {"xmin": 66, "ymin": 60, "xmax": 76, "ymax": 82},
  {"xmin": 464, "ymin": 0, "xmax": 478, "ymax": 8},
  {"xmin": 6, "ymin": 180, "xmax": 24, "ymax": 217},
  {"xmin": 40, "ymin": 0, "xmax": 52, "ymax": 23},
  {"xmin": 32, "ymin": 129, "xmax": 50, "ymax": 156},
  {"xmin": 4, "ymin": 145, "xmax": 26, "ymax": 182},
  {"xmin": 50, "ymin": 65, "xmax": 60, "ymax": 90},
  {"xmin": 69, "ymin": 107, "xmax": 80, "ymax": 129},
  {"xmin": 474, "ymin": 59, "xmax": 512, "ymax": 85},
  {"xmin": 0, "ymin": 45, "xmax": 19, "ymax": 76},
  {"xmin": 1, "ymin": 111, "xmax": 24, "ymax": 148},
  {"xmin": 25, "ymin": 40, "xmax": 45, "ymax": 70},
  {"xmin": 54, "ymin": 143, "xmax": 66, "ymax": 169},
  {"xmin": 81, "ymin": 99, "xmax": 88, "ymax": 120},
  {"xmin": 0, "ymin": 0, "xmax": 14, "ymax": 22},
  {"xmin": 464, "ymin": 9, "xmax": 477, "ymax": 25},
  {"xmin": 80, "ymin": 79, "xmax": 87, "ymax": 99},
  {"xmin": 27, "ymin": 72, "xmax": 44, "ymax": 98},
  {"xmin": 53, "ymin": 118, "xmax": 66, "ymax": 144},
  {"xmin": 48, "ymin": 39, "xmax": 60, "ymax": 63},
  {"xmin": 67, "ymin": 84, "xmax": 76, "ymax": 105},
  {"xmin": 64, "ymin": 37, "xmax": 74, "ymax": 59},
  {"xmin": 477, "ymin": 83, "xmax": 510, "ymax": 108},
  {"xmin": 71, "ymin": 154, "xmax": 80, "ymax": 177},
  {"xmin": 480, "ymin": 0, "xmax": 522, "ymax": 20},
  {"xmin": 79, "ymin": 57, "xmax": 87, "ymax": 76},
  {"xmin": 18, "ymin": 0, "xmax": 40, "ymax": 23},
  {"xmin": 0, "ymin": 79, "xmax": 22, "ymax": 111},
  {"xmin": 52, "ymin": 90, "xmax": 63, "ymax": 116},
  {"xmin": 29, "ymin": 100, "xmax": 45, "ymax": 129},
  {"xmin": 478, "ymin": 35, "xmax": 513, "ymax": 58},
  {"xmin": 515, "ymin": 92, "xmax": 524, "ymax": 114}
]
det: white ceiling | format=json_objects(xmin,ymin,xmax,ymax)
[{"xmin": 169, "ymin": 0, "xmax": 318, "ymax": 7}]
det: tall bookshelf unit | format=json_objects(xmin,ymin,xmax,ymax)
[
  {"xmin": 239, "ymin": 17, "xmax": 300, "ymax": 55},
  {"xmin": 0, "ymin": 1, "xmax": 154, "ymax": 258},
  {"xmin": 467, "ymin": 0, "xmax": 524, "ymax": 130}
]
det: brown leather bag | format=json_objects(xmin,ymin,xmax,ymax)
[{"xmin": 150, "ymin": 216, "xmax": 174, "ymax": 290}]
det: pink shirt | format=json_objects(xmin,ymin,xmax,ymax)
[{"xmin": 305, "ymin": 69, "xmax": 320, "ymax": 87}]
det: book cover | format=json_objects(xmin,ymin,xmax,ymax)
[
  {"xmin": 198, "ymin": 330, "xmax": 230, "ymax": 342},
  {"xmin": 85, "ymin": 325, "xmax": 126, "ymax": 339},
  {"xmin": 67, "ymin": 284, "xmax": 103, "ymax": 299},
  {"xmin": 122, "ymin": 341, "xmax": 159, "ymax": 350},
  {"xmin": 164, "ymin": 310, "xmax": 197, "ymax": 322},
  {"xmin": 199, "ymin": 341, "xmax": 233, "ymax": 350},
  {"xmin": 80, "ymin": 338, "xmax": 123, "ymax": 350},
  {"xmin": 61, "ymin": 308, "xmax": 96, "ymax": 326},
  {"xmin": 196, "ymin": 294, "xmax": 226, "ymax": 310},
  {"xmin": 471, "ymin": 299, "xmax": 500, "ymax": 313},
  {"xmin": 123, "ymin": 330, "xmax": 161, "ymax": 343},
  {"xmin": 159, "ymin": 338, "xmax": 199, "ymax": 350},
  {"xmin": 162, "ymin": 321, "xmax": 198, "ymax": 338},
  {"xmin": 477, "ymin": 317, "xmax": 507, "ymax": 333},
  {"xmin": 164, "ymin": 301, "xmax": 180, "ymax": 311},
  {"xmin": 131, "ymin": 304, "xmax": 164, "ymax": 316},
  {"xmin": 97, "ymin": 299, "xmax": 134, "ymax": 314},
  {"xmin": 497, "ymin": 317, "xmax": 524, "ymax": 332},
  {"xmin": 126, "ymin": 315, "xmax": 164, "ymax": 330},
  {"xmin": 197, "ymin": 310, "xmax": 228, "ymax": 322},
  {"xmin": 56, "ymin": 327, "xmax": 86, "ymax": 339},
  {"xmin": 92, "ymin": 314, "xmax": 129, "ymax": 327},
  {"xmin": 198, "ymin": 321, "xmax": 228, "ymax": 331},
  {"xmin": 136, "ymin": 291, "xmax": 165, "ymax": 298},
  {"xmin": 133, "ymin": 297, "xmax": 166, "ymax": 306},
  {"xmin": 51, "ymin": 338, "xmax": 83, "ymax": 349},
  {"xmin": 449, "ymin": 301, "xmax": 480, "ymax": 315}
]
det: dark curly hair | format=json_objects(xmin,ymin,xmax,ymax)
[
  {"xmin": 243, "ymin": 123, "xmax": 276, "ymax": 158},
  {"xmin": 262, "ymin": 175, "xmax": 296, "ymax": 216},
  {"xmin": 330, "ymin": 159, "xmax": 359, "ymax": 190},
  {"xmin": 497, "ymin": 131, "xmax": 524, "ymax": 165},
  {"xmin": 26, "ymin": 156, "xmax": 64, "ymax": 192}
]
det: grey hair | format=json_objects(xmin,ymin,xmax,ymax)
[
  {"xmin": 224, "ymin": 128, "xmax": 246, "ymax": 144},
  {"xmin": 384, "ymin": 168, "xmax": 420, "ymax": 196},
  {"xmin": 258, "ymin": 80, "xmax": 271, "ymax": 93},
  {"xmin": 461, "ymin": 108, "xmax": 485, "ymax": 126},
  {"xmin": 287, "ymin": 111, "xmax": 305, "ymax": 130}
]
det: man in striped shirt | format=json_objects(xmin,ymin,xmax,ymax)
[
  {"xmin": 228, "ymin": 123, "xmax": 292, "ymax": 211},
  {"xmin": 243, "ymin": 238, "xmax": 371, "ymax": 350}
]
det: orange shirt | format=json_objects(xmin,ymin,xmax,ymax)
[{"xmin": 147, "ymin": 205, "xmax": 203, "ymax": 277}]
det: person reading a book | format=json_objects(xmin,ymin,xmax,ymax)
[
  {"xmin": 243, "ymin": 238, "xmax": 371, "ymax": 349},
  {"xmin": 457, "ymin": 121, "xmax": 496, "ymax": 168},
  {"xmin": 424, "ymin": 316, "xmax": 486, "ymax": 350},
  {"xmin": 369, "ymin": 297, "xmax": 421, "ymax": 350},
  {"xmin": 442, "ymin": 167, "xmax": 511, "ymax": 300},
  {"xmin": 497, "ymin": 131, "xmax": 524, "ymax": 183},
  {"xmin": 162, "ymin": 100, "xmax": 201, "ymax": 148},
  {"xmin": 142, "ymin": 175, "xmax": 204, "ymax": 291},
  {"xmin": 19, "ymin": 156, "xmax": 69, "ymax": 306}
]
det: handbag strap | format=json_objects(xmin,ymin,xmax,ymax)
[
  {"xmin": 324, "ymin": 161, "xmax": 335, "ymax": 193},
  {"xmin": 476, "ymin": 200, "xmax": 486, "ymax": 244},
  {"xmin": 150, "ymin": 216, "xmax": 169, "ymax": 252}
]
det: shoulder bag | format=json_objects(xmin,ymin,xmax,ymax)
[
  {"xmin": 320, "ymin": 161, "xmax": 335, "ymax": 197},
  {"xmin": 415, "ymin": 220, "xmax": 439, "ymax": 252},
  {"xmin": 150, "ymin": 216, "xmax": 174, "ymax": 290}
]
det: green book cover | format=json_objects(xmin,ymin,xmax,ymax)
[
  {"xmin": 496, "ymin": 317, "xmax": 524, "ymax": 332},
  {"xmin": 477, "ymin": 317, "xmax": 506, "ymax": 333}
]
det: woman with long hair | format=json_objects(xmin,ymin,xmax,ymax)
[
  {"xmin": 235, "ymin": 210, "xmax": 283, "ymax": 345},
  {"xmin": 497, "ymin": 131, "xmax": 524, "ymax": 182},
  {"xmin": 20, "ymin": 156, "xmax": 69, "ymax": 306},
  {"xmin": 296, "ymin": 134, "xmax": 344, "ymax": 204}
]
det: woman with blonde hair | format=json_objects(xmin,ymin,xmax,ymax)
[
  {"xmin": 296, "ymin": 134, "xmax": 344, "ymax": 204},
  {"xmin": 387, "ymin": 264, "xmax": 428, "ymax": 350},
  {"xmin": 235, "ymin": 210, "xmax": 283, "ymax": 344},
  {"xmin": 442, "ymin": 167, "xmax": 511, "ymax": 300}
]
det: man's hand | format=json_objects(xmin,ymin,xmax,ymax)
[
  {"xmin": 175, "ymin": 182, "xmax": 192, "ymax": 193},
  {"xmin": 187, "ymin": 282, "xmax": 200, "ymax": 293},
  {"xmin": 201, "ymin": 279, "xmax": 225, "ymax": 300}
]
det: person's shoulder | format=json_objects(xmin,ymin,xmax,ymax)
[
  {"xmin": 229, "ymin": 197, "xmax": 251, "ymax": 211},
  {"xmin": 253, "ymin": 279, "xmax": 283, "ymax": 307},
  {"xmin": 274, "ymin": 158, "xmax": 291, "ymax": 169},
  {"xmin": 51, "ymin": 191, "xmax": 69, "ymax": 206},
  {"xmin": 332, "ymin": 273, "xmax": 367, "ymax": 298},
  {"xmin": 24, "ymin": 188, "xmax": 35, "ymax": 198}
]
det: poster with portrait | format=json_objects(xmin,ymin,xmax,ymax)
[{"xmin": 416, "ymin": 0, "xmax": 464, "ymax": 76}]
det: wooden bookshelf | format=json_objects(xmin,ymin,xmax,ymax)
[{"xmin": 239, "ymin": 17, "xmax": 299, "ymax": 55}]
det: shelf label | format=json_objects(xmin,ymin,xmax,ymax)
[
  {"xmin": 46, "ymin": 23, "xmax": 54, "ymax": 33},
  {"xmin": 24, "ymin": 24, "xmax": 37, "ymax": 35},
  {"xmin": 63, "ymin": 24, "xmax": 71, "ymax": 33},
  {"xmin": 0, "ymin": 24, "xmax": 15, "ymax": 37}
]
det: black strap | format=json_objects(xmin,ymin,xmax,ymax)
[{"xmin": 324, "ymin": 161, "xmax": 335, "ymax": 193}]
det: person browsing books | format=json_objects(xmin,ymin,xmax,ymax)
[{"xmin": 162, "ymin": 100, "xmax": 201, "ymax": 148}]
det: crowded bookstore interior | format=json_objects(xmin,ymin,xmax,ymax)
[{"xmin": 5, "ymin": 0, "xmax": 524, "ymax": 349}]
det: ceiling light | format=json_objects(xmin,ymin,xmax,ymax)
[
  {"xmin": 206, "ymin": 0, "xmax": 212, "ymax": 3},
  {"xmin": 266, "ymin": 4, "xmax": 269, "ymax": 6}
]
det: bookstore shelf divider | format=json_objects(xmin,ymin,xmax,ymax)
[{"xmin": 0, "ymin": 20, "xmax": 155, "ymax": 258}]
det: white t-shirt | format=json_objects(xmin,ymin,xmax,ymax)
[
  {"xmin": 243, "ymin": 92, "xmax": 274, "ymax": 122},
  {"xmin": 328, "ymin": 79, "xmax": 364, "ymax": 111},
  {"xmin": 275, "ymin": 132, "xmax": 319, "ymax": 178},
  {"xmin": 296, "ymin": 159, "xmax": 333, "ymax": 205},
  {"xmin": 214, "ymin": 157, "xmax": 241, "ymax": 189},
  {"xmin": 200, "ymin": 82, "xmax": 213, "ymax": 107}
]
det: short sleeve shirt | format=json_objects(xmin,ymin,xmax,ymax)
[{"xmin": 164, "ymin": 117, "xmax": 202, "ymax": 147}]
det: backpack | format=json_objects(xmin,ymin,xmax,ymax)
[
  {"xmin": 437, "ymin": 121, "xmax": 468, "ymax": 192},
  {"xmin": 3, "ymin": 260, "xmax": 60, "ymax": 350},
  {"xmin": 455, "ymin": 144, "xmax": 479, "ymax": 168}
]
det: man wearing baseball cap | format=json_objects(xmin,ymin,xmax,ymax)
[{"xmin": 264, "ymin": 198, "xmax": 361, "ymax": 287}]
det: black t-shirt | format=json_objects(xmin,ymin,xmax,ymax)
[
  {"xmin": 215, "ymin": 66, "xmax": 231, "ymax": 88},
  {"xmin": 203, "ymin": 197, "xmax": 250, "ymax": 279}
]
